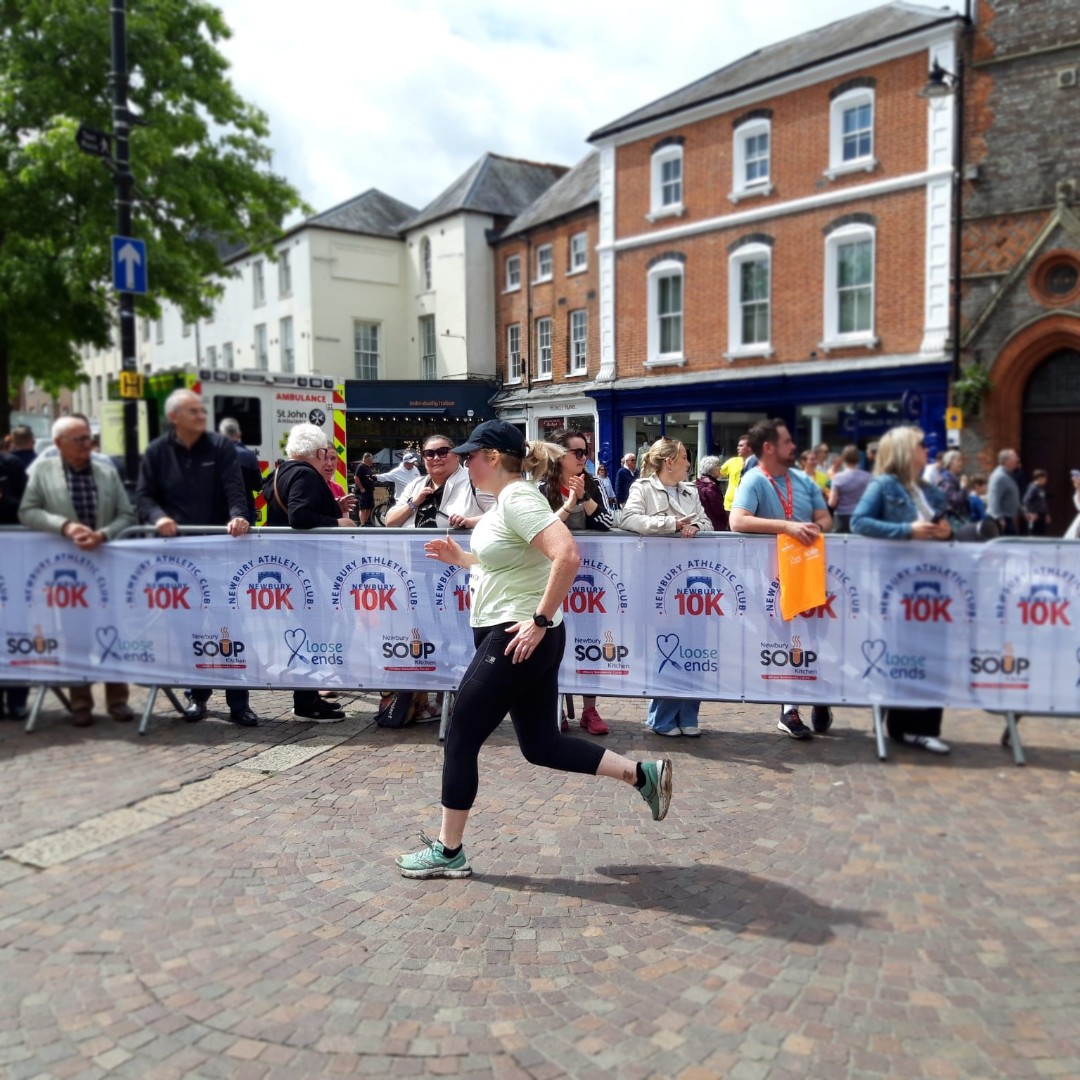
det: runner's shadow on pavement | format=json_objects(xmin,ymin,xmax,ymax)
[{"xmin": 477, "ymin": 863, "xmax": 872, "ymax": 943}]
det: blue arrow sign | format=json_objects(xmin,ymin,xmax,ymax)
[{"xmin": 111, "ymin": 235, "xmax": 147, "ymax": 295}]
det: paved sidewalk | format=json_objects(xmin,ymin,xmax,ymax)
[{"xmin": 1, "ymin": 690, "xmax": 1079, "ymax": 1078}]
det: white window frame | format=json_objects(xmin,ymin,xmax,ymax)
[
  {"xmin": 646, "ymin": 260, "xmax": 685, "ymax": 366},
  {"xmin": 254, "ymin": 323, "xmax": 268, "ymax": 370},
  {"xmin": 280, "ymin": 317, "xmax": 294, "ymax": 373},
  {"xmin": 421, "ymin": 237, "xmax": 433, "ymax": 292},
  {"xmin": 827, "ymin": 88, "xmax": 876, "ymax": 178},
  {"xmin": 535, "ymin": 316, "xmax": 553, "ymax": 379},
  {"xmin": 253, "ymin": 259, "xmax": 266, "ymax": 307},
  {"xmin": 507, "ymin": 323, "xmax": 522, "ymax": 383},
  {"xmin": 726, "ymin": 244, "xmax": 773, "ymax": 359},
  {"xmin": 354, "ymin": 320, "xmax": 380, "ymax": 380},
  {"xmin": 155, "ymin": 318, "xmax": 164, "ymax": 344},
  {"xmin": 822, "ymin": 224, "xmax": 878, "ymax": 349},
  {"xmin": 205, "ymin": 345, "xmax": 217, "ymax": 371},
  {"xmin": 569, "ymin": 232, "xmax": 588, "ymax": 274},
  {"xmin": 649, "ymin": 145, "xmax": 684, "ymax": 219},
  {"xmin": 420, "ymin": 314, "xmax": 437, "ymax": 380},
  {"xmin": 505, "ymin": 254, "xmax": 521, "ymax": 292},
  {"xmin": 182, "ymin": 321, "xmax": 192, "ymax": 339},
  {"xmin": 535, "ymin": 244, "xmax": 553, "ymax": 283},
  {"xmin": 222, "ymin": 342, "xmax": 234, "ymax": 371},
  {"xmin": 731, "ymin": 119, "xmax": 773, "ymax": 202},
  {"xmin": 569, "ymin": 310, "xmax": 588, "ymax": 374},
  {"xmin": 278, "ymin": 249, "xmax": 292, "ymax": 297}
]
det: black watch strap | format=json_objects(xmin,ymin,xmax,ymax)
[{"xmin": 532, "ymin": 612, "xmax": 554, "ymax": 628}]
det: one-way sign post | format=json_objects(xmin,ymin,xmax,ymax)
[{"xmin": 111, "ymin": 235, "xmax": 147, "ymax": 295}]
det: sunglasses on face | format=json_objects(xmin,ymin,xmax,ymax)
[
  {"xmin": 422, "ymin": 446, "xmax": 452, "ymax": 460},
  {"xmin": 565, "ymin": 448, "xmax": 587, "ymax": 460}
]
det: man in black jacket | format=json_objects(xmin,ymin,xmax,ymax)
[
  {"xmin": 136, "ymin": 388, "xmax": 260, "ymax": 726},
  {"xmin": 0, "ymin": 449, "xmax": 30, "ymax": 721},
  {"xmin": 218, "ymin": 416, "xmax": 263, "ymax": 524}
]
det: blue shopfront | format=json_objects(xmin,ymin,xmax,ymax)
[{"xmin": 587, "ymin": 360, "xmax": 951, "ymax": 468}]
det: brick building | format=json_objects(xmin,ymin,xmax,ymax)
[
  {"xmin": 961, "ymin": 0, "xmax": 1080, "ymax": 529},
  {"xmin": 490, "ymin": 154, "xmax": 601, "ymax": 449},
  {"xmin": 584, "ymin": 2, "xmax": 965, "ymax": 466}
]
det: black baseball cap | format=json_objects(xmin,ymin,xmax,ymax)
[{"xmin": 451, "ymin": 420, "xmax": 526, "ymax": 457}]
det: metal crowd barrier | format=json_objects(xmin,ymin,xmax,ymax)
[{"xmin": 3, "ymin": 525, "xmax": 1078, "ymax": 763}]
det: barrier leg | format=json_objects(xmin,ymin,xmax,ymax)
[
  {"xmin": 1004, "ymin": 712, "xmax": 1026, "ymax": 767},
  {"xmin": 438, "ymin": 692, "xmax": 453, "ymax": 743},
  {"xmin": 873, "ymin": 705, "xmax": 888, "ymax": 761},
  {"xmin": 138, "ymin": 686, "xmax": 160, "ymax": 736},
  {"xmin": 24, "ymin": 684, "xmax": 48, "ymax": 734}
]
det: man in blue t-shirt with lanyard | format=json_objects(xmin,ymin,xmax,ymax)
[{"xmin": 730, "ymin": 417, "xmax": 833, "ymax": 740}]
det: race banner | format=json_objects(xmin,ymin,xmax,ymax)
[{"xmin": 2, "ymin": 531, "xmax": 1078, "ymax": 711}]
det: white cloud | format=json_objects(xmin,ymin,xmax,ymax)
[{"xmin": 215, "ymin": 0, "xmax": 964, "ymax": 216}]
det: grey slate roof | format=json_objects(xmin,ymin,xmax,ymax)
[
  {"xmin": 589, "ymin": 1, "xmax": 960, "ymax": 141},
  {"xmin": 304, "ymin": 189, "xmax": 418, "ymax": 239},
  {"xmin": 400, "ymin": 154, "xmax": 569, "ymax": 232},
  {"xmin": 500, "ymin": 152, "xmax": 600, "ymax": 238}
]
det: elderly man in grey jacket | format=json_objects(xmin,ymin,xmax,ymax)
[{"xmin": 19, "ymin": 416, "xmax": 136, "ymax": 726}]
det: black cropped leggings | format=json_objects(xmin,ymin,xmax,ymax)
[{"xmin": 441, "ymin": 622, "xmax": 606, "ymax": 811}]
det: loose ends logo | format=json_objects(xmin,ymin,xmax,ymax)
[
  {"xmin": 125, "ymin": 554, "xmax": 211, "ymax": 610},
  {"xmin": 382, "ymin": 628, "xmax": 436, "ymax": 672},
  {"xmin": 574, "ymin": 630, "xmax": 630, "ymax": 677},
  {"xmin": 656, "ymin": 633, "xmax": 718, "ymax": 674},
  {"xmin": 654, "ymin": 558, "xmax": 747, "ymax": 617},
  {"xmin": 192, "ymin": 626, "xmax": 247, "ymax": 669},
  {"xmin": 765, "ymin": 563, "xmax": 862, "ymax": 620},
  {"xmin": 860, "ymin": 639, "xmax": 927, "ymax": 682},
  {"xmin": 330, "ymin": 555, "xmax": 418, "ymax": 614},
  {"xmin": 96, "ymin": 626, "xmax": 155, "ymax": 665},
  {"xmin": 24, "ymin": 554, "xmax": 109, "ymax": 609},
  {"xmin": 434, "ymin": 565, "xmax": 471, "ymax": 614},
  {"xmin": 283, "ymin": 628, "xmax": 343, "ymax": 667},
  {"xmin": 564, "ymin": 557, "xmax": 629, "ymax": 616},
  {"xmin": 995, "ymin": 566, "xmax": 1080, "ymax": 628},
  {"xmin": 227, "ymin": 554, "xmax": 315, "ymax": 612},
  {"xmin": 5, "ymin": 626, "xmax": 60, "ymax": 667},
  {"xmin": 759, "ymin": 634, "xmax": 819, "ymax": 682},
  {"xmin": 879, "ymin": 563, "xmax": 976, "ymax": 623}
]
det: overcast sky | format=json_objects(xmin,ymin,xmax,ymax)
[{"xmin": 215, "ymin": 0, "xmax": 964, "ymax": 218}]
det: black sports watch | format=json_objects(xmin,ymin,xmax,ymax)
[{"xmin": 532, "ymin": 612, "xmax": 554, "ymax": 628}]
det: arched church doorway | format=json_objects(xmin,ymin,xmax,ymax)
[{"xmin": 1021, "ymin": 348, "xmax": 1080, "ymax": 536}]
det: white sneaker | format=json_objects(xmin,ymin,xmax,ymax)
[
  {"xmin": 903, "ymin": 734, "xmax": 950, "ymax": 754},
  {"xmin": 678, "ymin": 725, "xmax": 700, "ymax": 737}
]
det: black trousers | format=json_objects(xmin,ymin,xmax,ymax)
[
  {"xmin": 886, "ymin": 706, "xmax": 943, "ymax": 742},
  {"xmin": 188, "ymin": 687, "xmax": 249, "ymax": 711},
  {"xmin": 442, "ymin": 623, "xmax": 606, "ymax": 811}
]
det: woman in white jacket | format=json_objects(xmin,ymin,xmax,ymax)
[{"xmin": 620, "ymin": 437, "xmax": 712, "ymax": 736}]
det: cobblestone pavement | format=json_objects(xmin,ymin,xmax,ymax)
[{"xmin": 1, "ymin": 688, "xmax": 1079, "ymax": 1079}]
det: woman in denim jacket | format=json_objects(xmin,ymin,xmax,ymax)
[{"xmin": 851, "ymin": 426, "xmax": 953, "ymax": 753}]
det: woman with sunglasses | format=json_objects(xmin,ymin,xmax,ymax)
[
  {"xmin": 262, "ymin": 423, "xmax": 355, "ymax": 722},
  {"xmin": 396, "ymin": 420, "xmax": 673, "ymax": 879},
  {"xmin": 384, "ymin": 433, "xmax": 491, "ymax": 530},
  {"xmin": 537, "ymin": 428, "xmax": 614, "ymax": 735},
  {"xmin": 850, "ymin": 425, "xmax": 953, "ymax": 754}
]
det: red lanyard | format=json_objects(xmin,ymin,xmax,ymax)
[{"xmin": 759, "ymin": 466, "xmax": 793, "ymax": 520}]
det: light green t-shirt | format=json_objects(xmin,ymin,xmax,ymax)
[{"xmin": 468, "ymin": 482, "xmax": 561, "ymax": 629}]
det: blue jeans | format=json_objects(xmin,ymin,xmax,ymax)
[{"xmin": 646, "ymin": 698, "xmax": 701, "ymax": 733}]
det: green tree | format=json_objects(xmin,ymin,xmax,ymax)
[{"xmin": 0, "ymin": 0, "xmax": 306, "ymax": 434}]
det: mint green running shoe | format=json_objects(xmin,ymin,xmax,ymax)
[
  {"xmin": 396, "ymin": 832, "xmax": 472, "ymax": 878},
  {"xmin": 639, "ymin": 759, "xmax": 672, "ymax": 821}
]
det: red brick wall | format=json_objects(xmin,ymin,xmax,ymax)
[
  {"xmin": 492, "ymin": 210, "xmax": 599, "ymax": 385},
  {"xmin": 614, "ymin": 185, "xmax": 928, "ymax": 376},
  {"xmin": 614, "ymin": 51, "xmax": 932, "ymax": 237}
]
